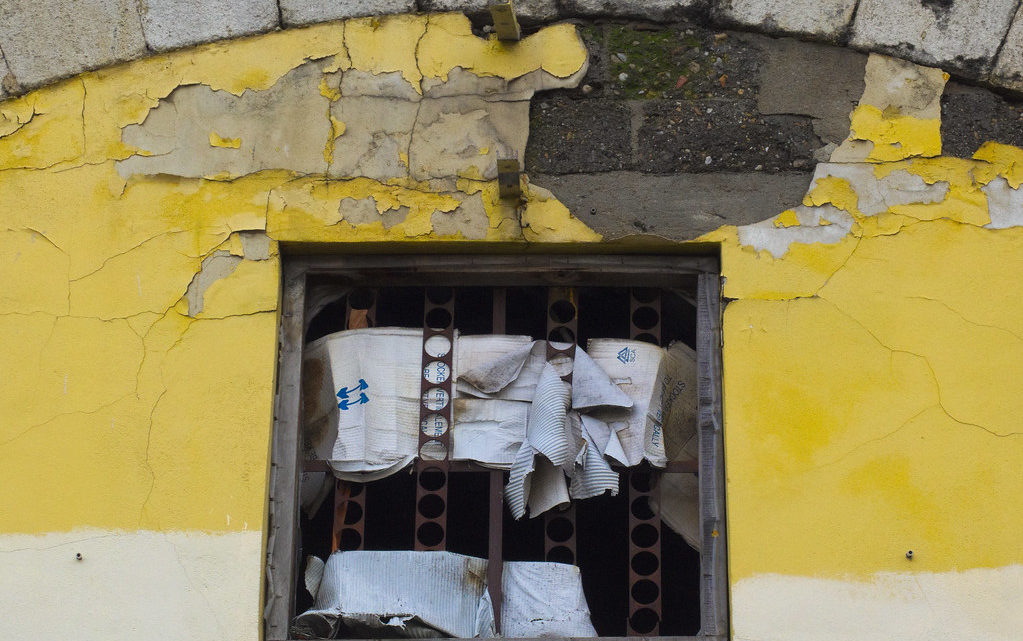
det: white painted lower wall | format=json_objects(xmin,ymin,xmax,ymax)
[
  {"xmin": 0, "ymin": 529, "xmax": 263, "ymax": 640},
  {"xmin": 732, "ymin": 565, "xmax": 1023, "ymax": 641}
]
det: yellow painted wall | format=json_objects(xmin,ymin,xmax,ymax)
[{"xmin": 1, "ymin": 12, "xmax": 1021, "ymax": 641}]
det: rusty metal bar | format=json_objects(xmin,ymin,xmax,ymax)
[
  {"xmin": 415, "ymin": 288, "xmax": 455, "ymax": 551},
  {"xmin": 330, "ymin": 290, "xmax": 376, "ymax": 552},
  {"xmin": 627, "ymin": 288, "xmax": 662, "ymax": 636},
  {"xmin": 544, "ymin": 286, "xmax": 577, "ymax": 563}
]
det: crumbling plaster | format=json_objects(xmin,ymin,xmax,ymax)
[{"xmin": 1, "ymin": 12, "xmax": 1023, "ymax": 641}]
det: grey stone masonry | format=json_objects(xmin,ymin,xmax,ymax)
[
  {"xmin": 0, "ymin": 0, "xmax": 146, "ymax": 89},
  {"xmin": 992, "ymin": 4, "xmax": 1023, "ymax": 92},
  {"xmin": 851, "ymin": 0, "xmax": 1018, "ymax": 76},
  {"xmin": 715, "ymin": 0, "xmax": 858, "ymax": 40},
  {"xmin": 3, "ymin": 0, "xmax": 1023, "ymax": 98},
  {"xmin": 140, "ymin": 0, "xmax": 279, "ymax": 52},
  {"xmin": 558, "ymin": 0, "xmax": 705, "ymax": 21},
  {"xmin": 418, "ymin": 0, "xmax": 557, "ymax": 22},
  {"xmin": 0, "ymin": 48, "xmax": 12, "ymax": 101},
  {"xmin": 280, "ymin": 0, "xmax": 416, "ymax": 25}
]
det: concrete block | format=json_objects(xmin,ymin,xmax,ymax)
[
  {"xmin": 531, "ymin": 171, "xmax": 813, "ymax": 240},
  {"xmin": 280, "ymin": 0, "xmax": 415, "ymax": 26},
  {"xmin": 526, "ymin": 97, "xmax": 632, "ymax": 174},
  {"xmin": 0, "ymin": 48, "xmax": 12, "ymax": 100},
  {"xmin": 941, "ymin": 83, "xmax": 1023, "ymax": 157},
  {"xmin": 851, "ymin": 0, "xmax": 1017, "ymax": 75},
  {"xmin": 417, "ymin": 0, "xmax": 558, "ymax": 22},
  {"xmin": 140, "ymin": 0, "xmax": 278, "ymax": 51},
  {"xmin": 991, "ymin": 4, "xmax": 1023, "ymax": 92},
  {"xmin": 716, "ymin": 0, "xmax": 857, "ymax": 40},
  {"xmin": 0, "ymin": 0, "xmax": 146, "ymax": 89},
  {"xmin": 558, "ymin": 0, "xmax": 702, "ymax": 21}
]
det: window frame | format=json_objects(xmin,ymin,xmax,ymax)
[{"xmin": 265, "ymin": 254, "xmax": 727, "ymax": 641}]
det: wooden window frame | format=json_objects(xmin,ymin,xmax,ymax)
[{"xmin": 264, "ymin": 254, "xmax": 728, "ymax": 641}]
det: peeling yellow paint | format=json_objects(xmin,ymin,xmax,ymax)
[
  {"xmin": 209, "ymin": 132, "xmax": 241, "ymax": 148},
  {"xmin": 846, "ymin": 104, "xmax": 941, "ymax": 162}
]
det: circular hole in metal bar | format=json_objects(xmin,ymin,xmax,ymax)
[
  {"xmin": 348, "ymin": 483, "xmax": 364, "ymax": 498},
  {"xmin": 419, "ymin": 468, "xmax": 447, "ymax": 491},
  {"xmin": 421, "ymin": 439, "xmax": 448, "ymax": 461},
  {"xmin": 546, "ymin": 545, "xmax": 575, "ymax": 565},
  {"xmin": 631, "ymin": 523, "xmax": 660, "ymax": 548},
  {"xmin": 631, "ymin": 579, "xmax": 660, "ymax": 605},
  {"xmin": 423, "ymin": 361, "xmax": 450, "ymax": 385},
  {"xmin": 424, "ymin": 334, "xmax": 451, "ymax": 358},
  {"xmin": 634, "ymin": 332, "xmax": 659, "ymax": 345},
  {"xmin": 348, "ymin": 289, "xmax": 376, "ymax": 310},
  {"xmin": 547, "ymin": 326, "xmax": 576, "ymax": 344},
  {"xmin": 425, "ymin": 307, "xmax": 452, "ymax": 330},
  {"xmin": 631, "ymin": 551, "xmax": 659, "ymax": 576},
  {"xmin": 545, "ymin": 517, "xmax": 574, "ymax": 543},
  {"xmin": 422, "ymin": 387, "xmax": 449, "ymax": 411},
  {"xmin": 416, "ymin": 521, "xmax": 444, "ymax": 547},
  {"xmin": 548, "ymin": 300, "xmax": 576, "ymax": 324},
  {"xmin": 339, "ymin": 528, "xmax": 362, "ymax": 550},
  {"xmin": 630, "ymin": 471, "xmax": 653, "ymax": 493},
  {"xmin": 426, "ymin": 287, "xmax": 454, "ymax": 305},
  {"xmin": 420, "ymin": 414, "xmax": 449, "ymax": 437},
  {"xmin": 343, "ymin": 501, "xmax": 364, "ymax": 525},
  {"xmin": 632, "ymin": 306, "xmax": 660, "ymax": 330},
  {"xmin": 550, "ymin": 353, "xmax": 574, "ymax": 377},
  {"xmin": 629, "ymin": 607, "xmax": 659, "ymax": 633},
  {"xmin": 631, "ymin": 496, "xmax": 655, "ymax": 521},
  {"xmin": 417, "ymin": 493, "xmax": 445, "ymax": 519},
  {"xmin": 632, "ymin": 288, "xmax": 658, "ymax": 304}
]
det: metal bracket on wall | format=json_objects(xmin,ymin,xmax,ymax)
[
  {"xmin": 488, "ymin": 0, "xmax": 521, "ymax": 41},
  {"xmin": 497, "ymin": 158, "xmax": 522, "ymax": 201}
]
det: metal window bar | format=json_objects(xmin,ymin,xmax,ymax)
[
  {"xmin": 330, "ymin": 291, "xmax": 377, "ymax": 552},
  {"xmin": 627, "ymin": 289, "xmax": 663, "ymax": 636},
  {"xmin": 544, "ymin": 287, "xmax": 578, "ymax": 564},
  {"xmin": 415, "ymin": 288, "xmax": 456, "ymax": 551}
]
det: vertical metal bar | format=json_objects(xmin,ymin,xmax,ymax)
[
  {"xmin": 697, "ymin": 273, "xmax": 728, "ymax": 636},
  {"xmin": 544, "ymin": 287, "xmax": 577, "ymax": 563},
  {"xmin": 415, "ymin": 288, "xmax": 455, "ymax": 551},
  {"xmin": 488, "ymin": 287, "xmax": 506, "ymax": 633},
  {"xmin": 627, "ymin": 289, "xmax": 663, "ymax": 636},
  {"xmin": 332, "ymin": 291, "xmax": 375, "ymax": 552}
]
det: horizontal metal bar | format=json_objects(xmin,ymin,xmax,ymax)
[{"xmin": 303, "ymin": 460, "xmax": 697, "ymax": 474}]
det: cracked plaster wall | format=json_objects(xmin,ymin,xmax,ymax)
[{"xmin": 1, "ymin": 12, "xmax": 1023, "ymax": 641}]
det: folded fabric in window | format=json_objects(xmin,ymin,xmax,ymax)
[{"xmin": 294, "ymin": 550, "xmax": 596, "ymax": 639}]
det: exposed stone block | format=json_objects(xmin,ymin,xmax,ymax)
[
  {"xmin": 851, "ymin": 0, "xmax": 1017, "ymax": 75},
  {"xmin": 532, "ymin": 171, "xmax": 812, "ymax": 240},
  {"xmin": 417, "ymin": 0, "xmax": 558, "ymax": 22},
  {"xmin": 715, "ymin": 0, "xmax": 857, "ymax": 40},
  {"xmin": 526, "ymin": 97, "xmax": 632, "ymax": 174},
  {"xmin": 992, "ymin": 4, "xmax": 1023, "ymax": 92},
  {"xmin": 140, "ymin": 0, "xmax": 279, "ymax": 51},
  {"xmin": 637, "ymin": 99, "xmax": 818, "ymax": 172},
  {"xmin": 0, "ymin": 0, "xmax": 146, "ymax": 89},
  {"xmin": 0, "ymin": 48, "xmax": 12, "ymax": 100},
  {"xmin": 558, "ymin": 0, "xmax": 703, "ymax": 21},
  {"xmin": 280, "ymin": 0, "xmax": 416, "ymax": 25}
]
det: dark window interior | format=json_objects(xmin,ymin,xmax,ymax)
[{"xmin": 299, "ymin": 284, "xmax": 700, "ymax": 636}]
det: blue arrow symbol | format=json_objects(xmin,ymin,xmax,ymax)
[
  {"xmin": 338, "ymin": 391, "xmax": 370, "ymax": 411},
  {"xmin": 336, "ymin": 379, "xmax": 369, "ymax": 399}
]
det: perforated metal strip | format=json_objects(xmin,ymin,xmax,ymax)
[
  {"xmin": 331, "ymin": 290, "xmax": 377, "ymax": 552},
  {"xmin": 414, "ymin": 288, "xmax": 455, "ymax": 551},
  {"xmin": 544, "ymin": 286, "xmax": 577, "ymax": 563},
  {"xmin": 627, "ymin": 288, "xmax": 662, "ymax": 636}
]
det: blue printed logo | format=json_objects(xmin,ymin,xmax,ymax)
[
  {"xmin": 617, "ymin": 347, "xmax": 636, "ymax": 364},
  {"xmin": 337, "ymin": 379, "xmax": 369, "ymax": 410}
]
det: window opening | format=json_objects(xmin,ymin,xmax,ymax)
[{"xmin": 269, "ymin": 256, "xmax": 725, "ymax": 641}]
